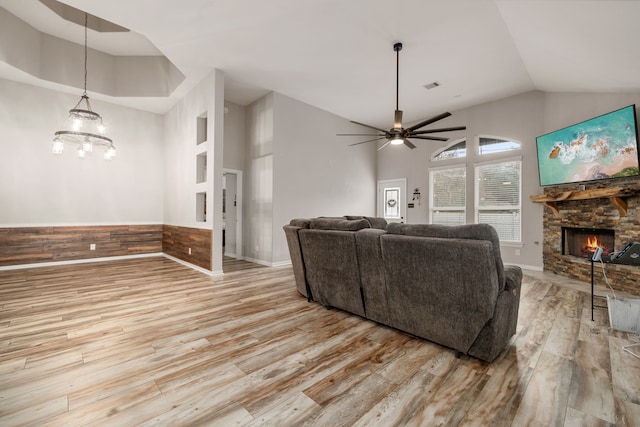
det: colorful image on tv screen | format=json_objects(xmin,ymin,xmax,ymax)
[{"xmin": 536, "ymin": 105, "xmax": 639, "ymax": 186}]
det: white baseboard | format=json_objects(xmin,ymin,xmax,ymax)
[
  {"xmin": 242, "ymin": 256, "xmax": 273, "ymax": 267},
  {"xmin": 0, "ymin": 253, "xmax": 163, "ymax": 271},
  {"xmin": 161, "ymin": 254, "xmax": 223, "ymax": 276},
  {"xmin": 241, "ymin": 256, "xmax": 292, "ymax": 268},
  {"xmin": 513, "ymin": 263, "xmax": 544, "ymax": 271}
]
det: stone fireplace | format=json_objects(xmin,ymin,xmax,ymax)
[{"xmin": 534, "ymin": 177, "xmax": 640, "ymax": 296}]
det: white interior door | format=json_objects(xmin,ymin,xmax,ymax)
[
  {"xmin": 223, "ymin": 169, "xmax": 243, "ymax": 259},
  {"xmin": 377, "ymin": 178, "xmax": 407, "ymax": 223}
]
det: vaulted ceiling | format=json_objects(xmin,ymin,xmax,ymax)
[{"xmin": 1, "ymin": 0, "xmax": 638, "ymax": 127}]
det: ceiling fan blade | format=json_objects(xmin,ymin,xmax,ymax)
[
  {"xmin": 377, "ymin": 140, "xmax": 391, "ymax": 151},
  {"xmin": 348, "ymin": 136, "xmax": 386, "ymax": 146},
  {"xmin": 409, "ymin": 135, "xmax": 449, "ymax": 141},
  {"xmin": 410, "ymin": 126, "xmax": 466, "ymax": 135},
  {"xmin": 394, "ymin": 110, "xmax": 403, "ymax": 129},
  {"xmin": 404, "ymin": 140, "xmax": 416, "ymax": 149},
  {"xmin": 350, "ymin": 120, "xmax": 388, "ymax": 133},
  {"xmin": 406, "ymin": 112, "xmax": 452, "ymax": 132},
  {"xmin": 337, "ymin": 133, "xmax": 386, "ymax": 136}
]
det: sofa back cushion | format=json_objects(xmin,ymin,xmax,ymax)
[
  {"xmin": 345, "ymin": 216, "xmax": 388, "ymax": 230},
  {"xmin": 309, "ymin": 218, "xmax": 370, "ymax": 231},
  {"xmin": 298, "ymin": 229, "xmax": 366, "ymax": 317},
  {"xmin": 386, "ymin": 223, "xmax": 505, "ymax": 289},
  {"xmin": 289, "ymin": 218, "xmax": 311, "ymax": 228},
  {"xmin": 354, "ymin": 228, "xmax": 389, "ymax": 324},
  {"xmin": 380, "ymin": 234, "xmax": 499, "ymax": 352}
]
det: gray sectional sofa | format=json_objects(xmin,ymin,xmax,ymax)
[{"xmin": 283, "ymin": 216, "xmax": 522, "ymax": 362}]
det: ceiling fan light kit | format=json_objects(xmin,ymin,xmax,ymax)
[{"xmin": 340, "ymin": 42, "xmax": 465, "ymax": 150}]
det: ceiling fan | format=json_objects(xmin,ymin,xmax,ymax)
[{"xmin": 338, "ymin": 42, "xmax": 465, "ymax": 151}]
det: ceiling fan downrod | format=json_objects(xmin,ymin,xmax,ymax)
[{"xmin": 393, "ymin": 42, "xmax": 402, "ymax": 130}]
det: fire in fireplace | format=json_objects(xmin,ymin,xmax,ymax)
[{"xmin": 562, "ymin": 227, "xmax": 615, "ymax": 259}]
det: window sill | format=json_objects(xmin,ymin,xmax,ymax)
[{"xmin": 501, "ymin": 241, "xmax": 524, "ymax": 248}]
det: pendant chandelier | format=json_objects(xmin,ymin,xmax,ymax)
[{"xmin": 52, "ymin": 13, "xmax": 115, "ymax": 160}]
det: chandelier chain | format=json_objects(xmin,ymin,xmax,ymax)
[{"xmin": 83, "ymin": 12, "xmax": 88, "ymax": 96}]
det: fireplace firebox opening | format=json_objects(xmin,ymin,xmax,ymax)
[{"xmin": 562, "ymin": 227, "xmax": 615, "ymax": 259}]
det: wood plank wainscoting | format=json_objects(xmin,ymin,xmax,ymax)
[
  {"xmin": 0, "ymin": 225, "xmax": 213, "ymax": 271},
  {"xmin": 0, "ymin": 225, "xmax": 162, "ymax": 267},
  {"xmin": 162, "ymin": 225, "xmax": 212, "ymax": 270}
]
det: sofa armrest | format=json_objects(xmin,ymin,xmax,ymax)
[
  {"xmin": 503, "ymin": 265, "xmax": 522, "ymax": 293},
  {"xmin": 467, "ymin": 264, "xmax": 522, "ymax": 361}
]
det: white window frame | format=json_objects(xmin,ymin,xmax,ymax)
[
  {"xmin": 429, "ymin": 164, "xmax": 466, "ymax": 225},
  {"xmin": 473, "ymin": 156, "xmax": 522, "ymax": 243}
]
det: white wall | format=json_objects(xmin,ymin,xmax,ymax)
[
  {"xmin": 163, "ymin": 73, "xmax": 214, "ymax": 229},
  {"xmin": 163, "ymin": 70, "xmax": 225, "ymax": 271},
  {"xmin": 243, "ymin": 92, "xmax": 378, "ymax": 265},
  {"xmin": 223, "ymin": 101, "xmax": 246, "ymax": 171},
  {"xmin": 377, "ymin": 90, "xmax": 640, "ymax": 270},
  {"xmin": 245, "ymin": 94, "xmax": 275, "ymax": 263},
  {"xmin": 543, "ymin": 92, "xmax": 640, "ymax": 135},
  {"xmin": 0, "ymin": 8, "xmax": 183, "ymax": 98},
  {"xmin": 272, "ymin": 92, "xmax": 378, "ymax": 263},
  {"xmin": 0, "ymin": 78, "xmax": 164, "ymax": 226}
]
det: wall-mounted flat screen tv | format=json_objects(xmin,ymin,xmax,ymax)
[{"xmin": 536, "ymin": 105, "xmax": 639, "ymax": 186}]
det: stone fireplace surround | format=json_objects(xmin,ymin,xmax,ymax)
[{"xmin": 538, "ymin": 176, "xmax": 640, "ymax": 296}]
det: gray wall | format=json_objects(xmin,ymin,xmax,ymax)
[{"xmin": 378, "ymin": 90, "xmax": 640, "ymax": 270}]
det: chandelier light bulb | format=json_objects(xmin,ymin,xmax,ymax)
[
  {"xmin": 82, "ymin": 139, "xmax": 93, "ymax": 153},
  {"xmin": 97, "ymin": 123, "xmax": 106, "ymax": 134},
  {"xmin": 52, "ymin": 138, "xmax": 64, "ymax": 154},
  {"xmin": 77, "ymin": 147, "xmax": 86, "ymax": 158},
  {"xmin": 104, "ymin": 145, "xmax": 116, "ymax": 160}
]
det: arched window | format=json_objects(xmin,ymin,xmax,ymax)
[
  {"xmin": 432, "ymin": 138, "xmax": 466, "ymax": 161},
  {"xmin": 477, "ymin": 136, "xmax": 521, "ymax": 155}
]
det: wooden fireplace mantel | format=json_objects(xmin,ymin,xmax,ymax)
[{"xmin": 529, "ymin": 187, "xmax": 638, "ymax": 217}]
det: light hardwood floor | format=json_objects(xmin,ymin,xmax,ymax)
[
  {"xmin": 1, "ymin": 257, "xmax": 639, "ymax": 426},
  {"xmin": 223, "ymin": 256, "xmax": 267, "ymax": 273}
]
